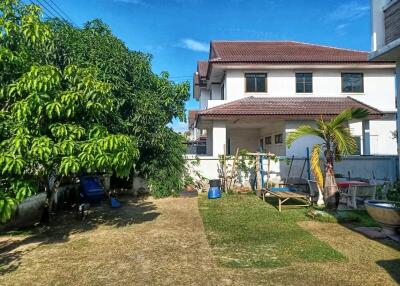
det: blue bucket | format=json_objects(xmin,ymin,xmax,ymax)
[{"xmin": 208, "ymin": 187, "xmax": 221, "ymax": 199}]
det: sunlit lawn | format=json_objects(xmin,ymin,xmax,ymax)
[{"xmin": 199, "ymin": 193, "xmax": 346, "ymax": 268}]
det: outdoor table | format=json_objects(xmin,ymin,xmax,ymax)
[
  {"xmin": 337, "ymin": 181, "xmax": 373, "ymax": 209},
  {"xmin": 336, "ymin": 181, "xmax": 369, "ymax": 189}
]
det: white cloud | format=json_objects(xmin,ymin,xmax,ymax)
[
  {"xmin": 335, "ymin": 23, "xmax": 350, "ymax": 36},
  {"xmin": 179, "ymin": 38, "xmax": 209, "ymax": 53},
  {"xmin": 327, "ymin": 1, "xmax": 369, "ymax": 22}
]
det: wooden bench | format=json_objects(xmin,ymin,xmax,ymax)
[{"xmin": 262, "ymin": 188, "xmax": 311, "ymax": 212}]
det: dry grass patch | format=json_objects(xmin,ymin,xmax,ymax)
[{"xmin": 0, "ymin": 197, "xmax": 222, "ymax": 286}]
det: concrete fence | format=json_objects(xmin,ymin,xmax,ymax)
[{"xmin": 185, "ymin": 155, "xmax": 399, "ymax": 187}]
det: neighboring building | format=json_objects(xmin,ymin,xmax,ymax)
[
  {"xmin": 188, "ymin": 110, "xmax": 200, "ymax": 141},
  {"xmin": 369, "ymin": 0, "xmax": 400, "ymax": 158},
  {"xmin": 186, "ymin": 109, "xmax": 207, "ymax": 155},
  {"xmin": 192, "ymin": 41, "xmax": 397, "ymax": 158}
]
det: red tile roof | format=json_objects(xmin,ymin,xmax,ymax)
[
  {"xmin": 188, "ymin": 109, "xmax": 199, "ymax": 127},
  {"xmin": 197, "ymin": 97, "xmax": 382, "ymax": 121},
  {"xmin": 197, "ymin": 61, "xmax": 209, "ymax": 78},
  {"xmin": 209, "ymin": 41, "xmax": 391, "ymax": 64}
]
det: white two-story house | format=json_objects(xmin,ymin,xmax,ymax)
[
  {"xmin": 369, "ymin": 0, "xmax": 400, "ymax": 165},
  {"xmin": 191, "ymin": 41, "xmax": 397, "ymax": 158}
]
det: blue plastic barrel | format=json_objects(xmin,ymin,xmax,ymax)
[
  {"xmin": 208, "ymin": 186, "xmax": 221, "ymax": 199},
  {"xmin": 80, "ymin": 176, "xmax": 104, "ymax": 203}
]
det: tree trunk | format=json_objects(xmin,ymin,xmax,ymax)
[
  {"xmin": 324, "ymin": 165, "xmax": 339, "ymax": 210},
  {"xmin": 41, "ymin": 175, "xmax": 61, "ymax": 223}
]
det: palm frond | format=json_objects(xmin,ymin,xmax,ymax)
[
  {"xmin": 334, "ymin": 145, "xmax": 342, "ymax": 161},
  {"xmin": 329, "ymin": 108, "xmax": 368, "ymax": 128},
  {"xmin": 316, "ymin": 119, "xmax": 328, "ymax": 141},
  {"xmin": 332, "ymin": 125, "xmax": 357, "ymax": 156},
  {"xmin": 286, "ymin": 125, "xmax": 324, "ymax": 148},
  {"xmin": 310, "ymin": 144, "xmax": 324, "ymax": 190},
  {"xmin": 351, "ymin": 107, "xmax": 370, "ymax": 120}
]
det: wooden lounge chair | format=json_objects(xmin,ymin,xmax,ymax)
[{"xmin": 263, "ymin": 187, "xmax": 311, "ymax": 212}]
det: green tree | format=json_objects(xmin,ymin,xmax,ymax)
[
  {"xmin": 48, "ymin": 18, "xmax": 190, "ymax": 197},
  {"xmin": 0, "ymin": 1, "xmax": 139, "ymax": 222},
  {"xmin": 286, "ymin": 108, "xmax": 368, "ymax": 209}
]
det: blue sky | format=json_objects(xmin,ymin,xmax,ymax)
[{"xmin": 37, "ymin": 0, "xmax": 371, "ymax": 132}]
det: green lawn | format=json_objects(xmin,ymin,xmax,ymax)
[{"xmin": 199, "ymin": 193, "xmax": 346, "ymax": 268}]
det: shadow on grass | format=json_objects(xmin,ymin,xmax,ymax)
[
  {"xmin": 0, "ymin": 196, "xmax": 159, "ymax": 275},
  {"xmin": 334, "ymin": 209, "xmax": 400, "ymax": 255},
  {"xmin": 376, "ymin": 259, "xmax": 400, "ymax": 284}
]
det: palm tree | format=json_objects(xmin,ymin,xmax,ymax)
[{"xmin": 286, "ymin": 108, "xmax": 369, "ymax": 209}]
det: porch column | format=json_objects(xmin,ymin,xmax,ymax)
[
  {"xmin": 212, "ymin": 121, "xmax": 226, "ymax": 157},
  {"xmin": 362, "ymin": 120, "xmax": 370, "ymax": 155},
  {"xmin": 206, "ymin": 128, "xmax": 212, "ymax": 156}
]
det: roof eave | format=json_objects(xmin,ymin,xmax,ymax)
[{"xmin": 197, "ymin": 113, "xmax": 383, "ymax": 121}]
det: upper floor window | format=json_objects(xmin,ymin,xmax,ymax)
[
  {"xmin": 342, "ymin": 73, "xmax": 364, "ymax": 93},
  {"xmin": 245, "ymin": 73, "xmax": 267, "ymax": 93},
  {"xmin": 221, "ymin": 83, "xmax": 225, "ymax": 100},
  {"xmin": 296, "ymin": 73, "xmax": 313, "ymax": 93}
]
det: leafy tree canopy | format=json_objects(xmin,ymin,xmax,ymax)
[
  {"xmin": 0, "ymin": 0, "xmax": 190, "ymax": 222},
  {"xmin": 47, "ymin": 18, "xmax": 190, "ymax": 183}
]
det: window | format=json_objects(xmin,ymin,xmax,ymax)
[
  {"xmin": 259, "ymin": 138, "xmax": 264, "ymax": 150},
  {"xmin": 221, "ymin": 83, "xmax": 225, "ymax": 100},
  {"xmin": 275, "ymin": 134, "xmax": 283, "ymax": 144},
  {"xmin": 265, "ymin": 136, "xmax": 272, "ymax": 145},
  {"xmin": 245, "ymin": 73, "xmax": 267, "ymax": 92},
  {"xmin": 342, "ymin": 73, "xmax": 364, "ymax": 93},
  {"xmin": 296, "ymin": 73, "xmax": 313, "ymax": 93}
]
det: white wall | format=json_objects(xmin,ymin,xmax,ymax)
[
  {"xmin": 285, "ymin": 121, "xmax": 323, "ymax": 157},
  {"xmin": 199, "ymin": 89, "xmax": 210, "ymax": 110},
  {"xmin": 227, "ymin": 128, "xmax": 259, "ymax": 154},
  {"xmin": 210, "ymin": 68, "xmax": 396, "ymax": 112},
  {"xmin": 259, "ymin": 121, "xmax": 286, "ymax": 155},
  {"xmin": 349, "ymin": 118, "xmax": 397, "ymax": 155},
  {"xmin": 186, "ymin": 155, "xmax": 398, "ymax": 187},
  {"xmin": 370, "ymin": 119, "xmax": 397, "ymax": 155},
  {"xmin": 211, "ymin": 83, "xmax": 222, "ymax": 100},
  {"xmin": 371, "ymin": 0, "xmax": 391, "ymax": 51},
  {"xmin": 212, "ymin": 121, "xmax": 226, "ymax": 157}
]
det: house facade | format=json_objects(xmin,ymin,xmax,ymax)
[
  {"xmin": 369, "ymin": 0, "xmax": 400, "ymax": 159},
  {"xmin": 191, "ymin": 41, "xmax": 397, "ymax": 159}
]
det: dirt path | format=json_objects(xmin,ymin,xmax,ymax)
[{"xmin": 1, "ymin": 197, "xmax": 399, "ymax": 286}]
